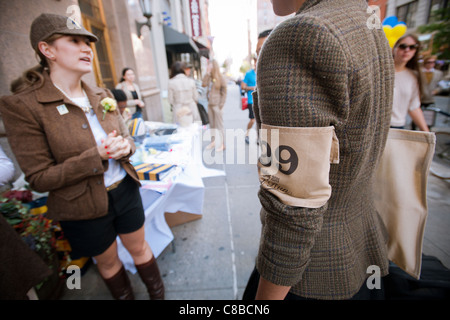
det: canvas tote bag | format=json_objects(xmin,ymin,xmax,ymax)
[{"xmin": 374, "ymin": 129, "xmax": 435, "ymax": 279}]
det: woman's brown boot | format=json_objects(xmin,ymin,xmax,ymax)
[
  {"xmin": 135, "ymin": 256, "xmax": 165, "ymax": 300},
  {"xmin": 102, "ymin": 265, "xmax": 135, "ymax": 300}
]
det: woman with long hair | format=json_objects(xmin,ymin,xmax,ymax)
[
  {"xmin": 202, "ymin": 59, "xmax": 227, "ymax": 151},
  {"xmin": 391, "ymin": 33, "xmax": 429, "ymax": 131},
  {"xmin": 115, "ymin": 67, "xmax": 145, "ymax": 119},
  {"xmin": 0, "ymin": 13, "xmax": 164, "ymax": 300}
]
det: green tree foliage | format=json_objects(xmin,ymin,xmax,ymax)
[{"xmin": 418, "ymin": 7, "xmax": 450, "ymax": 59}]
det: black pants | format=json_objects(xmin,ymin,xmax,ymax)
[
  {"xmin": 59, "ymin": 175, "xmax": 145, "ymax": 259},
  {"xmin": 242, "ymin": 267, "xmax": 385, "ymax": 300}
]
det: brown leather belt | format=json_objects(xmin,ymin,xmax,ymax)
[{"xmin": 106, "ymin": 178, "xmax": 125, "ymax": 192}]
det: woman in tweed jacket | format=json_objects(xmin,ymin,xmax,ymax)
[{"xmin": 252, "ymin": 0, "xmax": 394, "ymax": 300}]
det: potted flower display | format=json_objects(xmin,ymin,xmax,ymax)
[{"xmin": 0, "ymin": 196, "xmax": 64, "ymax": 299}]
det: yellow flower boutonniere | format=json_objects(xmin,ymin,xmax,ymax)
[{"xmin": 101, "ymin": 97, "xmax": 117, "ymax": 120}]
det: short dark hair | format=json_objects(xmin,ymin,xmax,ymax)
[
  {"xmin": 258, "ymin": 29, "xmax": 272, "ymax": 39},
  {"xmin": 170, "ymin": 61, "xmax": 186, "ymax": 78},
  {"xmin": 111, "ymin": 89, "xmax": 127, "ymax": 102}
]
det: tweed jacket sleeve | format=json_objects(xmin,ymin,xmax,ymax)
[
  {"xmin": 0, "ymin": 96, "xmax": 103, "ymax": 193},
  {"xmin": 255, "ymin": 13, "xmax": 357, "ymax": 287}
]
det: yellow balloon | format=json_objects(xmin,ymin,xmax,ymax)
[
  {"xmin": 393, "ymin": 24, "xmax": 407, "ymax": 38},
  {"xmin": 383, "ymin": 25, "xmax": 407, "ymax": 48}
]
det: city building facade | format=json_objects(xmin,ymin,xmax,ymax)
[{"xmin": 386, "ymin": 0, "xmax": 448, "ymax": 29}]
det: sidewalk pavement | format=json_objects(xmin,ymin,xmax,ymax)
[{"xmin": 60, "ymin": 84, "xmax": 450, "ymax": 300}]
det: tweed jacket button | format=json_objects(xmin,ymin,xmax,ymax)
[
  {"xmin": 97, "ymin": 180, "xmax": 102, "ymax": 185},
  {"xmin": 82, "ymin": 123, "xmax": 88, "ymax": 129},
  {"xmin": 93, "ymin": 168, "xmax": 98, "ymax": 174}
]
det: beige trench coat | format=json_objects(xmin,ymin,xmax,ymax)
[{"xmin": 168, "ymin": 74, "xmax": 200, "ymax": 123}]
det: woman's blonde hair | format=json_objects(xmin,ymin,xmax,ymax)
[
  {"xmin": 10, "ymin": 34, "xmax": 63, "ymax": 94},
  {"xmin": 210, "ymin": 60, "xmax": 223, "ymax": 90}
]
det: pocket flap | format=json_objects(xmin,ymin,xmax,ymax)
[{"xmin": 52, "ymin": 179, "xmax": 88, "ymax": 201}]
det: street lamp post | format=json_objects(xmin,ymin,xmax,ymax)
[{"xmin": 136, "ymin": 0, "xmax": 152, "ymax": 38}]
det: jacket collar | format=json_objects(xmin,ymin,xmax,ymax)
[
  {"xmin": 36, "ymin": 70, "xmax": 104, "ymax": 110},
  {"xmin": 297, "ymin": 0, "xmax": 323, "ymax": 13},
  {"xmin": 298, "ymin": 0, "xmax": 366, "ymax": 14}
]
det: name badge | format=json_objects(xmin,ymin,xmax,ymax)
[{"xmin": 56, "ymin": 104, "xmax": 69, "ymax": 115}]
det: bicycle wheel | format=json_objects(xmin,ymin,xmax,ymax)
[{"xmin": 434, "ymin": 131, "xmax": 450, "ymax": 165}]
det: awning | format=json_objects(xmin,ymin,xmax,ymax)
[
  {"xmin": 163, "ymin": 25, "xmax": 199, "ymax": 54},
  {"xmin": 194, "ymin": 40, "xmax": 210, "ymax": 59}
]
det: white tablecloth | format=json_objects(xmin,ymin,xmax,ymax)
[{"xmin": 116, "ymin": 124, "xmax": 224, "ymax": 273}]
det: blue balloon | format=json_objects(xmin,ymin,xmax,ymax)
[{"xmin": 383, "ymin": 16, "xmax": 406, "ymax": 27}]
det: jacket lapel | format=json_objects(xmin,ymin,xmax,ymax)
[
  {"xmin": 82, "ymin": 81, "xmax": 116, "ymax": 135},
  {"xmin": 36, "ymin": 71, "xmax": 65, "ymax": 104},
  {"xmin": 36, "ymin": 71, "xmax": 115, "ymax": 135}
]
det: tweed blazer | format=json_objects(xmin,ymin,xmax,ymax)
[
  {"xmin": 254, "ymin": 0, "xmax": 394, "ymax": 299},
  {"xmin": 0, "ymin": 71, "xmax": 139, "ymax": 221}
]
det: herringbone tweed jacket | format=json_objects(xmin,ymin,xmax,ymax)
[{"xmin": 254, "ymin": 0, "xmax": 395, "ymax": 299}]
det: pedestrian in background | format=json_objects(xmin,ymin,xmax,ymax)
[
  {"xmin": 242, "ymin": 56, "xmax": 257, "ymax": 144},
  {"xmin": 111, "ymin": 88, "xmax": 132, "ymax": 127},
  {"xmin": 0, "ymin": 13, "xmax": 164, "ymax": 300},
  {"xmin": 390, "ymin": 34, "xmax": 429, "ymax": 131},
  {"xmin": 421, "ymin": 55, "xmax": 444, "ymax": 108},
  {"xmin": 168, "ymin": 61, "xmax": 200, "ymax": 124},
  {"xmin": 241, "ymin": 29, "xmax": 271, "ymax": 144},
  {"xmin": 202, "ymin": 59, "xmax": 227, "ymax": 151},
  {"xmin": 116, "ymin": 67, "xmax": 145, "ymax": 120},
  {"xmin": 184, "ymin": 63, "xmax": 194, "ymax": 78},
  {"xmin": 244, "ymin": 0, "xmax": 394, "ymax": 300}
]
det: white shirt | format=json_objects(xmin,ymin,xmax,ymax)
[
  {"xmin": 0, "ymin": 145, "xmax": 14, "ymax": 186},
  {"xmin": 390, "ymin": 69, "xmax": 421, "ymax": 127},
  {"xmin": 70, "ymin": 96, "xmax": 127, "ymax": 188}
]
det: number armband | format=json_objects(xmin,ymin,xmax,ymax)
[{"xmin": 258, "ymin": 124, "xmax": 340, "ymax": 208}]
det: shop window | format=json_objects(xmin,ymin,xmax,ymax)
[
  {"xmin": 397, "ymin": 1, "xmax": 418, "ymax": 27},
  {"xmin": 79, "ymin": 0, "xmax": 116, "ymax": 89},
  {"xmin": 428, "ymin": 0, "xmax": 449, "ymax": 23}
]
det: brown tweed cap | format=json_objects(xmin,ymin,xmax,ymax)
[{"xmin": 30, "ymin": 13, "xmax": 98, "ymax": 50}]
